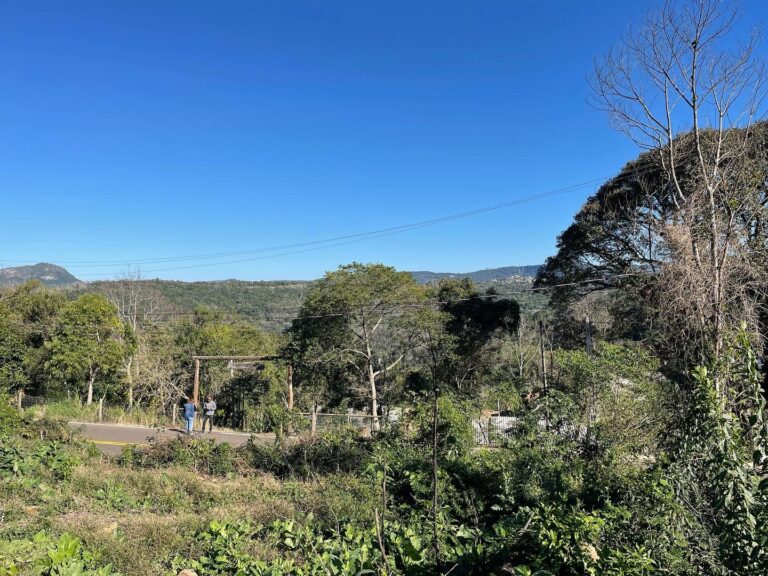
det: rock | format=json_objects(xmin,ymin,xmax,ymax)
[
  {"xmin": 178, "ymin": 570, "xmax": 198, "ymax": 576},
  {"xmin": 24, "ymin": 506, "xmax": 40, "ymax": 516}
]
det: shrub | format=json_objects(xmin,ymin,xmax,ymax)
[
  {"xmin": 33, "ymin": 440, "xmax": 80, "ymax": 481},
  {"xmin": 0, "ymin": 438, "xmax": 27, "ymax": 477},
  {"xmin": 95, "ymin": 480, "xmax": 136, "ymax": 512},
  {"xmin": 120, "ymin": 437, "xmax": 237, "ymax": 477},
  {"xmin": 0, "ymin": 392, "xmax": 21, "ymax": 435},
  {"xmin": 239, "ymin": 429, "xmax": 372, "ymax": 478},
  {"xmin": 0, "ymin": 530, "xmax": 120, "ymax": 575},
  {"xmin": 171, "ymin": 518, "xmax": 385, "ymax": 576}
]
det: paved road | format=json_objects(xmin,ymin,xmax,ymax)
[{"xmin": 69, "ymin": 422, "xmax": 275, "ymax": 456}]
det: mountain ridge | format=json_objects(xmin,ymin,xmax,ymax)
[{"xmin": 0, "ymin": 263, "xmax": 540, "ymax": 288}]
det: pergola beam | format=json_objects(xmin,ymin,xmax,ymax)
[{"xmin": 190, "ymin": 355, "xmax": 285, "ymax": 404}]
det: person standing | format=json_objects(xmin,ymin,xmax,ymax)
[
  {"xmin": 182, "ymin": 397, "xmax": 196, "ymax": 435},
  {"xmin": 202, "ymin": 395, "xmax": 217, "ymax": 433}
]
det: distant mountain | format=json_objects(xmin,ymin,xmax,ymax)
[
  {"xmin": 410, "ymin": 265, "xmax": 541, "ymax": 285},
  {"xmin": 0, "ymin": 263, "xmax": 82, "ymax": 287}
]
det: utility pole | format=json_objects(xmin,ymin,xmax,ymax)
[
  {"xmin": 585, "ymin": 315, "xmax": 596, "ymax": 445},
  {"xmin": 431, "ymin": 384, "xmax": 440, "ymax": 568},
  {"xmin": 539, "ymin": 320, "xmax": 550, "ymax": 430}
]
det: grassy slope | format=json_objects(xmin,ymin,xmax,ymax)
[{"xmin": 0, "ymin": 432, "xmax": 372, "ymax": 576}]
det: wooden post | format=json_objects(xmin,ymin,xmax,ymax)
[
  {"xmin": 311, "ymin": 403, "xmax": 317, "ymax": 437},
  {"xmin": 193, "ymin": 358, "xmax": 201, "ymax": 404},
  {"xmin": 98, "ymin": 398, "xmax": 104, "ymax": 423},
  {"xmin": 172, "ymin": 403, "xmax": 177, "ymax": 425},
  {"xmin": 287, "ymin": 365, "xmax": 294, "ymax": 434},
  {"xmin": 585, "ymin": 315, "xmax": 594, "ymax": 357},
  {"xmin": 287, "ymin": 365, "xmax": 293, "ymax": 412},
  {"xmin": 16, "ymin": 389, "xmax": 23, "ymax": 411}
]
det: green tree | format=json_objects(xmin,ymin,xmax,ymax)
[
  {"xmin": 437, "ymin": 279, "xmax": 520, "ymax": 393},
  {"xmin": 290, "ymin": 263, "xmax": 427, "ymax": 427},
  {"xmin": 0, "ymin": 281, "xmax": 65, "ymax": 395},
  {"xmin": 0, "ymin": 305, "xmax": 27, "ymax": 393},
  {"xmin": 45, "ymin": 294, "xmax": 132, "ymax": 405}
]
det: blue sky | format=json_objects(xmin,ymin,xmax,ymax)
[{"xmin": 1, "ymin": 0, "xmax": 765, "ymax": 281}]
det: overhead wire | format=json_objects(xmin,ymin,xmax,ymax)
[{"xmin": 1, "ymin": 164, "xmax": 660, "ymax": 278}]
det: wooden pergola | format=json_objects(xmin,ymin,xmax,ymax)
[{"xmin": 190, "ymin": 355, "xmax": 291, "ymax": 412}]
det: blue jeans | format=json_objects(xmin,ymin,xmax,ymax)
[{"xmin": 185, "ymin": 416, "xmax": 194, "ymax": 433}]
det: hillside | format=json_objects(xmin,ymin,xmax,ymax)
[
  {"xmin": 1, "ymin": 263, "xmax": 545, "ymax": 331},
  {"xmin": 86, "ymin": 274, "xmax": 545, "ymax": 331},
  {"xmin": 126, "ymin": 279, "xmax": 309, "ymax": 332},
  {"xmin": 410, "ymin": 265, "xmax": 540, "ymax": 284},
  {"xmin": 0, "ymin": 262, "xmax": 81, "ymax": 287}
]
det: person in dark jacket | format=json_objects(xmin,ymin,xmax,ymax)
[
  {"xmin": 182, "ymin": 397, "xmax": 196, "ymax": 435},
  {"xmin": 202, "ymin": 395, "xmax": 217, "ymax": 433}
]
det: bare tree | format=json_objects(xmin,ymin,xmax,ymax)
[
  {"xmin": 592, "ymin": 0, "xmax": 767, "ymax": 374},
  {"xmin": 102, "ymin": 268, "xmax": 171, "ymax": 408}
]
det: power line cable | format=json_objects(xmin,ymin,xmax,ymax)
[{"xmin": 2, "ymin": 165, "xmax": 659, "ymax": 276}]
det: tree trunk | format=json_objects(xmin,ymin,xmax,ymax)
[
  {"xmin": 286, "ymin": 365, "xmax": 294, "ymax": 435},
  {"xmin": 126, "ymin": 356, "xmax": 134, "ymax": 410},
  {"xmin": 86, "ymin": 367, "xmax": 96, "ymax": 406},
  {"xmin": 368, "ymin": 362, "xmax": 379, "ymax": 430}
]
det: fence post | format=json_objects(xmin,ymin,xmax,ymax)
[
  {"xmin": 16, "ymin": 389, "xmax": 23, "ymax": 411},
  {"xmin": 311, "ymin": 404, "xmax": 317, "ymax": 437},
  {"xmin": 98, "ymin": 398, "xmax": 104, "ymax": 423},
  {"xmin": 172, "ymin": 404, "xmax": 177, "ymax": 426}
]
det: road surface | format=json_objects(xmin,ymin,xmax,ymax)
[{"xmin": 69, "ymin": 421, "xmax": 275, "ymax": 456}]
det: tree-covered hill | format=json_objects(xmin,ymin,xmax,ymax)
[
  {"xmin": 86, "ymin": 279, "xmax": 310, "ymax": 332},
  {"xmin": 411, "ymin": 265, "xmax": 540, "ymax": 284},
  {"xmin": 0, "ymin": 263, "xmax": 545, "ymax": 331}
]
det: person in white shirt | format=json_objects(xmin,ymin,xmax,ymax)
[{"xmin": 202, "ymin": 395, "xmax": 217, "ymax": 433}]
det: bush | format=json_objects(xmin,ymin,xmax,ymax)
[
  {"xmin": 120, "ymin": 436, "xmax": 237, "ymax": 477},
  {"xmin": 19, "ymin": 415, "xmax": 76, "ymax": 442},
  {"xmin": 33, "ymin": 440, "xmax": 80, "ymax": 481},
  {"xmin": 0, "ymin": 438, "xmax": 27, "ymax": 477},
  {"xmin": 0, "ymin": 392, "xmax": 21, "ymax": 435},
  {"xmin": 239, "ymin": 429, "xmax": 372, "ymax": 478}
]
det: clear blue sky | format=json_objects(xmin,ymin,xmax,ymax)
[{"xmin": 1, "ymin": 0, "xmax": 765, "ymax": 281}]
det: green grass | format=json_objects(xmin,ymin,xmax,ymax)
[{"xmin": 1, "ymin": 428, "xmax": 376, "ymax": 576}]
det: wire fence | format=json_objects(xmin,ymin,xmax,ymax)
[{"xmin": 472, "ymin": 416, "xmax": 519, "ymax": 446}]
